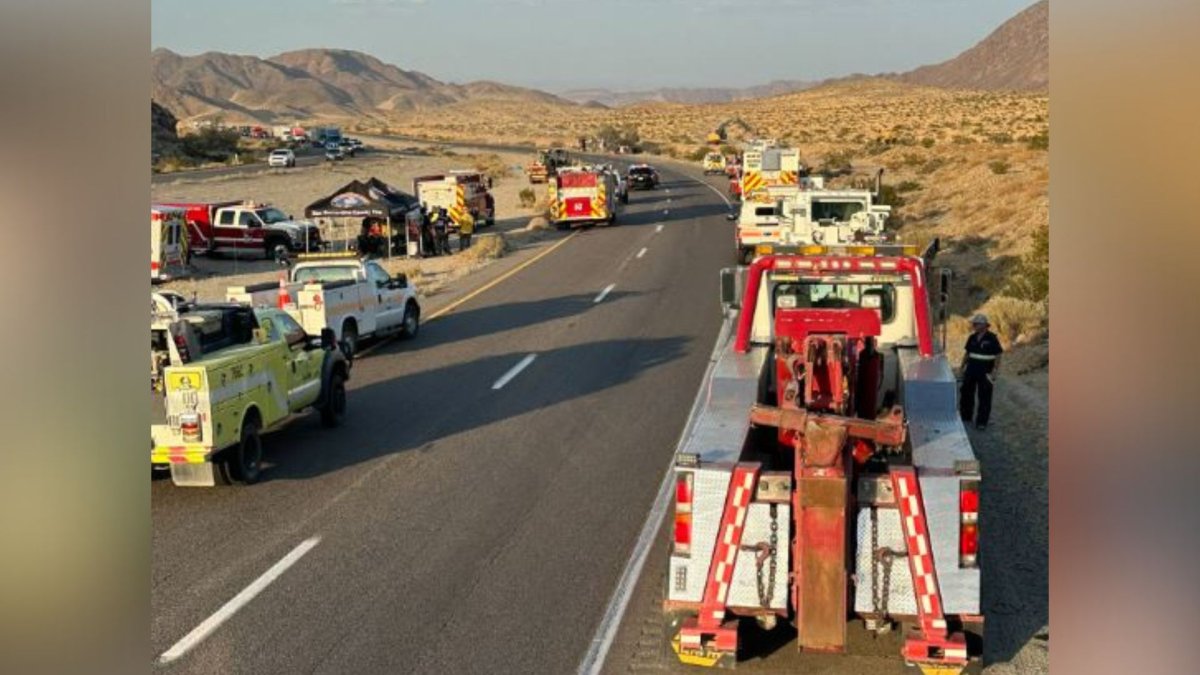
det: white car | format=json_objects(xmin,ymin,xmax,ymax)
[{"xmin": 268, "ymin": 148, "xmax": 296, "ymax": 168}]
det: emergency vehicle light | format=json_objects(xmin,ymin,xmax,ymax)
[
  {"xmin": 674, "ymin": 472, "xmax": 694, "ymax": 557},
  {"xmin": 959, "ymin": 480, "xmax": 980, "ymax": 568}
]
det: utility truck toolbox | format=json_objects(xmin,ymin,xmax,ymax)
[{"xmin": 663, "ymin": 245, "xmax": 982, "ymax": 672}]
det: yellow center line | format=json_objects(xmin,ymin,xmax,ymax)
[{"xmin": 356, "ymin": 231, "xmax": 580, "ymax": 357}]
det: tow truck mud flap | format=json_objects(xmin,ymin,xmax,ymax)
[{"xmin": 169, "ymin": 461, "xmax": 217, "ymax": 487}]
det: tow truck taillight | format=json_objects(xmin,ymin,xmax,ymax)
[
  {"xmin": 959, "ymin": 479, "xmax": 980, "ymax": 568},
  {"xmin": 674, "ymin": 472, "xmax": 693, "ymax": 557},
  {"xmin": 179, "ymin": 412, "xmax": 202, "ymax": 443}
]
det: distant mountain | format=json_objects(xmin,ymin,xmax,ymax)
[
  {"xmin": 559, "ymin": 80, "xmax": 817, "ymax": 107},
  {"xmin": 151, "ymin": 48, "xmax": 576, "ymax": 123},
  {"xmin": 151, "ymin": 101, "xmax": 179, "ymax": 155},
  {"xmin": 896, "ymin": 0, "xmax": 1048, "ymax": 91}
]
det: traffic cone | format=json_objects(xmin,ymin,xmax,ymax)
[{"xmin": 277, "ymin": 273, "xmax": 292, "ymax": 308}]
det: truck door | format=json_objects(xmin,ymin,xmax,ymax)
[
  {"xmin": 213, "ymin": 209, "xmax": 240, "ymax": 253},
  {"xmin": 274, "ymin": 312, "xmax": 321, "ymax": 410},
  {"xmin": 365, "ymin": 262, "xmax": 402, "ymax": 330},
  {"xmin": 235, "ymin": 211, "xmax": 265, "ymax": 252}
]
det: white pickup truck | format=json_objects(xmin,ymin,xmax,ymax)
[{"xmin": 227, "ymin": 254, "xmax": 420, "ymax": 357}]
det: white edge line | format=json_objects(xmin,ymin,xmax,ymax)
[
  {"xmin": 693, "ymin": 176, "xmax": 733, "ymax": 207},
  {"xmin": 655, "ymin": 224, "xmax": 664, "ymax": 233},
  {"xmin": 158, "ymin": 536, "xmax": 322, "ymax": 665},
  {"xmin": 593, "ymin": 283, "xmax": 616, "ymax": 304},
  {"xmin": 491, "ymin": 353, "xmax": 537, "ymax": 390},
  {"xmin": 636, "ymin": 247, "xmax": 647, "ymax": 259},
  {"xmin": 577, "ymin": 317, "xmax": 732, "ymax": 675}
]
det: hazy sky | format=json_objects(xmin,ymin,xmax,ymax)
[{"xmin": 152, "ymin": 0, "xmax": 1036, "ymax": 91}]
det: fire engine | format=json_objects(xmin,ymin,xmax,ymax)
[
  {"xmin": 547, "ymin": 167, "xmax": 619, "ymax": 229},
  {"xmin": 413, "ymin": 171, "xmax": 495, "ymax": 231},
  {"xmin": 663, "ymin": 242, "xmax": 982, "ymax": 673}
]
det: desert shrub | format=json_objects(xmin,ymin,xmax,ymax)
[
  {"xmin": 988, "ymin": 132, "xmax": 1013, "ymax": 144},
  {"xmin": 1026, "ymin": 131, "xmax": 1049, "ymax": 150},
  {"xmin": 876, "ymin": 184, "xmax": 905, "ymax": 208},
  {"xmin": 180, "ymin": 127, "xmax": 241, "ymax": 162},
  {"xmin": 918, "ymin": 157, "xmax": 947, "ymax": 175},
  {"xmin": 719, "ymin": 144, "xmax": 738, "ymax": 157},
  {"xmin": 820, "ymin": 150, "xmax": 854, "ymax": 174},
  {"xmin": 901, "ymin": 153, "xmax": 924, "ymax": 167},
  {"xmin": 952, "ymin": 135, "xmax": 975, "ymax": 145},
  {"xmin": 472, "ymin": 153, "xmax": 511, "ymax": 180},
  {"xmin": 864, "ymin": 138, "xmax": 891, "ymax": 156},
  {"xmin": 463, "ymin": 233, "xmax": 508, "ymax": 262},
  {"xmin": 896, "ymin": 180, "xmax": 923, "ymax": 193},
  {"xmin": 639, "ymin": 140, "xmax": 662, "ymax": 155},
  {"xmin": 921, "ymin": 137, "xmax": 936, "ymax": 148},
  {"xmin": 518, "ymin": 188, "xmax": 537, "ymax": 208},
  {"xmin": 988, "ymin": 160, "xmax": 1010, "ymax": 175},
  {"xmin": 980, "ymin": 296, "xmax": 1047, "ymax": 345},
  {"xmin": 1005, "ymin": 223, "xmax": 1049, "ymax": 303},
  {"xmin": 687, "ymin": 146, "xmax": 710, "ymax": 161}
]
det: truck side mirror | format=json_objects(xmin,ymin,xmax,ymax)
[
  {"xmin": 720, "ymin": 267, "xmax": 739, "ymax": 311},
  {"xmin": 320, "ymin": 327, "xmax": 337, "ymax": 350}
]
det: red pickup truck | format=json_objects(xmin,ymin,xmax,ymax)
[{"xmin": 161, "ymin": 201, "xmax": 324, "ymax": 259}]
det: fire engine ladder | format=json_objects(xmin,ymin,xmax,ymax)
[{"xmin": 890, "ymin": 467, "xmax": 969, "ymax": 668}]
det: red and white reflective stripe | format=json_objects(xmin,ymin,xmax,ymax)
[
  {"xmin": 698, "ymin": 464, "xmax": 758, "ymax": 628},
  {"xmin": 892, "ymin": 468, "xmax": 947, "ymax": 637}
]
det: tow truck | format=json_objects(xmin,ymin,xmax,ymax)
[
  {"xmin": 663, "ymin": 242, "xmax": 982, "ymax": 673},
  {"xmin": 151, "ymin": 300, "xmax": 351, "ymax": 487},
  {"xmin": 226, "ymin": 252, "xmax": 421, "ymax": 358}
]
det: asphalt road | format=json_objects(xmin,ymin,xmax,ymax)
[{"xmin": 151, "ymin": 160, "xmax": 737, "ymax": 673}]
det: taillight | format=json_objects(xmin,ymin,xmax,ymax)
[
  {"xmin": 960, "ymin": 479, "xmax": 980, "ymax": 568},
  {"xmin": 674, "ymin": 472, "xmax": 693, "ymax": 557},
  {"xmin": 179, "ymin": 412, "xmax": 202, "ymax": 443},
  {"xmin": 173, "ymin": 333, "xmax": 191, "ymax": 363}
]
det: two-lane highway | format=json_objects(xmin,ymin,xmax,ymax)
[{"xmin": 152, "ymin": 161, "xmax": 735, "ymax": 673}]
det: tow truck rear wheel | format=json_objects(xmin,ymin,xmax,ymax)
[{"xmin": 219, "ymin": 415, "xmax": 263, "ymax": 485}]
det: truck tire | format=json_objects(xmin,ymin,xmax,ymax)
[
  {"xmin": 739, "ymin": 247, "xmax": 754, "ymax": 265},
  {"xmin": 340, "ymin": 321, "xmax": 358, "ymax": 358},
  {"xmin": 220, "ymin": 414, "xmax": 263, "ymax": 485},
  {"xmin": 264, "ymin": 237, "xmax": 288, "ymax": 261},
  {"xmin": 320, "ymin": 370, "xmax": 347, "ymax": 428},
  {"xmin": 400, "ymin": 301, "xmax": 420, "ymax": 339}
]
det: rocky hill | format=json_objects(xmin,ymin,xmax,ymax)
[
  {"xmin": 896, "ymin": 0, "xmax": 1048, "ymax": 91},
  {"xmin": 151, "ymin": 48, "xmax": 575, "ymax": 123}
]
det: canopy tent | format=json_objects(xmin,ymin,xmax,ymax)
[{"xmin": 305, "ymin": 178, "xmax": 424, "ymax": 257}]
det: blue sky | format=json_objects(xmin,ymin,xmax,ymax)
[{"xmin": 152, "ymin": 0, "xmax": 1036, "ymax": 91}]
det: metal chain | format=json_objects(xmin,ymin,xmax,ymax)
[
  {"xmin": 870, "ymin": 504, "xmax": 904, "ymax": 626},
  {"xmin": 749, "ymin": 504, "xmax": 780, "ymax": 608}
]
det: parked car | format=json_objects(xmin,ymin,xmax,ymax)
[
  {"xmin": 325, "ymin": 143, "xmax": 345, "ymax": 161},
  {"xmin": 268, "ymin": 148, "xmax": 296, "ymax": 168}
]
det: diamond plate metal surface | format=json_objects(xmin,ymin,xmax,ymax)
[
  {"xmin": 728, "ymin": 502, "xmax": 790, "ymax": 610},
  {"xmin": 668, "ymin": 466, "xmax": 732, "ymax": 603},
  {"xmin": 853, "ymin": 507, "xmax": 917, "ymax": 616}
]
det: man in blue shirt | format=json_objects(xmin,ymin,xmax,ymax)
[{"xmin": 960, "ymin": 313, "xmax": 1004, "ymax": 430}]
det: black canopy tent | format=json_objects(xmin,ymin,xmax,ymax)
[{"xmin": 305, "ymin": 178, "xmax": 423, "ymax": 258}]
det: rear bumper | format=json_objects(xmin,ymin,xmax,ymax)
[{"xmin": 151, "ymin": 443, "xmax": 214, "ymax": 465}]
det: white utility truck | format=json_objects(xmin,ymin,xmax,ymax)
[{"xmin": 226, "ymin": 253, "xmax": 420, "ymax": 357}]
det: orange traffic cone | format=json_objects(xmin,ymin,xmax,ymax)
[{"xmin": 277, "ymin": 272, "xmax": 292, "ymax": 308}]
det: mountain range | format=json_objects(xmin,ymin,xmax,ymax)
[
  {"xmin": 152, "ymin": 1, "xmax": 1047, "ymax": 121},
  {"xmin": 151, "ymin": 47, "xmax": 573, "ymax": 123}
]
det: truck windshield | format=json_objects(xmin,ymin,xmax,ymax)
[
  {"xmin": 811, "ymin": 200, "xmax": 866, "ymax": 222},
  {"xmin": 773, "ymin": 282, "xmax": 896, "ymax": 323},
  {"xmin": 294, "ymin": 265, "xmax": 357, "ymax": 284},
  {"xmin": 256, "ymin": 208, "xmax": 289, "ymax": 224}
]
